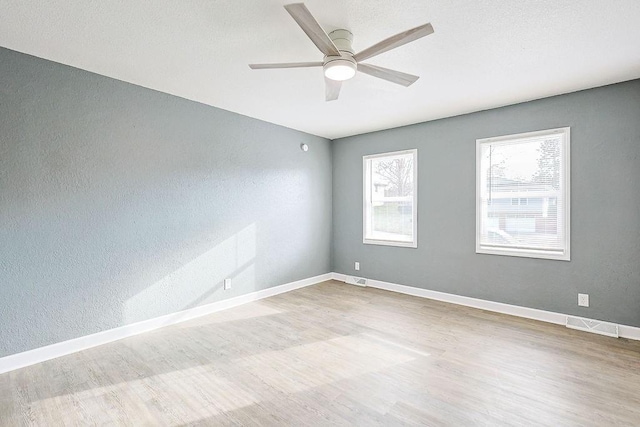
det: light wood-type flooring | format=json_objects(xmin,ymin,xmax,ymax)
[{"xmin": 1, "ymin": 280, "xmax": 640, "ymax": 426}]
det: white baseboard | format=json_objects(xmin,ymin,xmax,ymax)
[
  {"xmin": 619, "ymin": 325, "xmax": 640, "ymax": 341},
  {"xmin": 332, "ymin": 273, "xmax": 347, "ymax": 282},
  {"xmin": 0, "ymin": 273, "xmax": 332, "ymax": 375},
  {"xmin": 331, "ymin": 273, "xmax": 640, "ymax": 341}
]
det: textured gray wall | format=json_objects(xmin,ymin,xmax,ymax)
[
  {"xmin": 332, "ymin": 80, "xmax": 640, "ymax": 328},
  {"xmin": 0, "ymin": 47, "xmax": 332, "ymax": 357}
]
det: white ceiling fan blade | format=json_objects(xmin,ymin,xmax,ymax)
[
  {"xmin": 358, "ymin": 64, "xmax": 419, "ymax": 87},
  {"xmin": 354, "ymin": 23, "xmax": 434, "ymax": 63},
  {"xmin": 249, "ymin": 62, "xmax": 323, "ymax": 69},
  {"xmin": 284, "ymin": 3, "xmax": 341, "ymax": 57},
  {"xmin": 325, "ymin": 77, "xmax": 341, "ymax": 101}
]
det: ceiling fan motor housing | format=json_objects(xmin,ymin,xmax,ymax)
[
  {"xmin": 324, "ymin": 29, "xmax": 357, "ymax": 81},
  {"xmin": 328, "ymin": 29, "xmax": 354, "ymax": 54}
]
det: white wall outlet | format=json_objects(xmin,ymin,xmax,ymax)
[
  {"xmin": 578, "ymin": 293, "xmax": 589, "ymax": 307},
  {"xmin": 224, "ymin": 278, "xmax": 231, "ymax": 290},
  {"xmin": 354, "ymin": 262, "xmax": 360, "ymax": 271}
]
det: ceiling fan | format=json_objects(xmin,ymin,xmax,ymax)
[{"xmin": 249, "ymin": 3, "xmax": 434, "ymax": 101}]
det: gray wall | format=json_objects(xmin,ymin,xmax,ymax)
[
  {"xmin": 0, "ymin": 47, "xmax": 332, "ymax": 358},
  {"xmin": 332, "ymin": 79, "xmax": 640, "ymax": 328}
]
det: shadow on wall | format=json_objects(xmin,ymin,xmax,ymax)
[{"xmin": 124, "ymin": 223, "xmax": 257, "ymax": 323}]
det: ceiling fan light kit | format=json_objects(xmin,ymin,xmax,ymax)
[
  {"xmin": 324, "ymin": 58, "xmax": 357, "ymax": 81},
  {"xmin": 323, "ymin": 29, "xmax": 356, "ymax": 81},
  {"xmin": 249, "ymin": 3, "xmax": 434, "ymax": 101}
]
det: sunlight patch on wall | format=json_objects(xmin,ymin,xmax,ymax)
[{"xmin": 124, "ymin": 223, "xmax": 256, "ymax": 323}]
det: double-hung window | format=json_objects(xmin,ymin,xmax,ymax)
[
  {"xmin": 476, "ymin": 128, "xmax": 570, "ymax": 260},
  {"xmin": 363, "ymin": 149, "xmax": 417, "ymax": 248}
]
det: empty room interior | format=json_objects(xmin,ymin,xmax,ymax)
[{"xmin": 1, "ymin": 0, "xmax": 640, "ymax": 425}]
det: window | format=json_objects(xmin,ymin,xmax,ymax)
[
  {"xmin": 363, "ymin": 149, "xmax": 417, "ymax": 247},
  {"xmin": 476, "ymin": 128, "xmax": 570, "ymax": 260}
]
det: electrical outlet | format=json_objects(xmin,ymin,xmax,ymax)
[
  {"xmin": 354, "ymin": 262, "xmax": 360, "ymax": 271},
  {"xmin": 224, "ymin": 278, "xmax": 231, "ymax": 290},
  {"xmin": 578, "ymin": 293, "xmax": 589, "ymax": 307}
]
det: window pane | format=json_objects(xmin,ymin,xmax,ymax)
[
  {"xmin": 372, "ymin": 201, "xmax": 413, "ymax": 238},
  {"xmin": 364, "ymin": 150, "xmax": 417, "ymax": 246},
  {"xmin": 477, "ymin": 128, "xmax": 569, "ymax": 260}
]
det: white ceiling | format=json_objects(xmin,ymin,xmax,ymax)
[{"xmin": 1, "ymin": 0, "xmax": 639, "ymax": 139}]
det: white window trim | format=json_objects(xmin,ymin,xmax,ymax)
[
  {"xmin": 475, "ymin": 127, "xmax": 571, "ymax": 261},
  {"xmin": 363, "ymin": 149, "xmax": 418, "ymax": 248}
]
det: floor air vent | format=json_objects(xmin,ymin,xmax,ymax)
[
  {"xmin": 566, "ymin": 316, "xmax": 619, "ymax": 338},
  {"xmin": 346, "ymin": 276, "xmax": 367, "ymax": 286}
]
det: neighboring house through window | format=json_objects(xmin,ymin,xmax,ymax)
[
  {"xmin": 476, "ymin": 128, "xmax": 570, "ymax": 260},
  {"xmin": 363, "ymin": 149, "xmax": 418, "ymax": 248}
]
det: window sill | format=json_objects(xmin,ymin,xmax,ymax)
[
  {"xmin": 476, "ymin": 245, "xmax": 570, "ymax": 261},
  {"xmin": 364, "ymin": 238, "xmax": 417, "ymax": 248}
]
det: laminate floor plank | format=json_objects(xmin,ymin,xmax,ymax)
[{"xmin": 1, "ymin": 280, "xmax": 639, "ymax": 426}]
